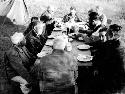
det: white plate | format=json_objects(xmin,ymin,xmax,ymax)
[
  {"xmin": 77, "ymin": 54, "xmax": 93, "ymax": 62},
  {"xmin": 48, "ymin": 35, "xmax": 55, "ymax": 39},
  {"xmin": 45, "ymin": 40, "xmax": 53, "ymax": 46},
  {"xmin": 37, "ymin": 51, "xmax": 48, "ymax": 57},
  {"xmin": 53, "ymin": 28, "xmax": 62, "ymax": 31},
  {"xmin": 77, "ymin": 44, "xmax": 90, "ymax": 50}
]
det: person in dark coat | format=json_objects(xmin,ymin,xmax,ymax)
[
  {"xmin": 40, "ymin": 6, "xmax": 55, "ymax": 36},
  {"xmin": 4, "ymin": 32, "xmax": 37, "ymax": 94},
  {"xmin": 24, "ymin": 17, "xmax": 39, "ymax": 36},
  {"xmin": 30, "ymin": 37, "xmax": 78, "ymax": 94},
  {"xmin": 86, "ymin": 6, "xmax": 107, "ymax": 37},
  {"xmin": 90, "ymin": 24, "xmax": 125, "ymax": 94},
  {"xmin": 25, "ymin": 21, "xmax": 47, "ymax": 56},
  {"xmin": 63, "ymin": 6, "xmax": 82, "ymax": 34}
]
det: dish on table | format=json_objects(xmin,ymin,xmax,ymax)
[
  {"xmin": 77, "ymin": 54, "xmax": 93, "ymax": 62},
  {"xmin": 53, "ymin": 27, "xmax": 62, "ymax": 31},
  {"xmin": 77, "ymin": 44, "xmax": 90, "ymax": 50},
  {"xmin": 45, "ymin": 40, "xmax": 53, "ymax": 46},
  {"xmin": 48, "ymin": 35, "xmax": 55, "ymax": 39}
]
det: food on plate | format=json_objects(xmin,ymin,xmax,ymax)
[
  {"xmin": 53, "ymin": 27, "xmax": 62, "ymax": 31},
  {"xmin": 77, "ymin": 54, "xmax": 93, "ymax": 62},
  {"xmin": 77, "ymin": 44, "xmax": 90, "ymax": 50},
  {"xmin": 37, "ymin": 51, "xmax": 48, "ymax": 57}
]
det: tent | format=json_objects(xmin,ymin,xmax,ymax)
[{"xmin": 0, "ymin": 0, "xmax": 29, "ymax": 25}]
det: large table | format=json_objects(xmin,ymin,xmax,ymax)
[{"xmin": 37, "ymin": 30, "xmax": 92, "ymax": 66}]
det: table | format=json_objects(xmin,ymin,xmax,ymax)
[{"xmin": 37, "ymin": 30, "xmax": 92, "ymax": 66}]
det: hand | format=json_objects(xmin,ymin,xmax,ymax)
[{"xmin": 20, "ymin": 84, "xmax": 31, "ymax": 94}]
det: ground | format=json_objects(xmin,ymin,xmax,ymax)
[{"xmin": 0, "ymin": 0, "xmax": 125, "ymax": 93}]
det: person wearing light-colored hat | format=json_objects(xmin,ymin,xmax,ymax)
[{"xmin": 31, "ymin": 35, "xmax": 78, "ymax": 94}]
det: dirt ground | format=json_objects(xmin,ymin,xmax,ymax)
[{"xmin": 0, "ymin": 0, "xmax": 125, "ymax": 93}]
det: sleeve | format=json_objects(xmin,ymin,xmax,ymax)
[
  {"xmin": 4, "ymin": 52, "xmax": 18, "ymax": 80},
  {"xmin": 30, "ymin": 59, "xmax": 43, "ymax": 80},
  {"xmin": 6, "ymin": 50, "xmax": 32, "ymax": 82}
]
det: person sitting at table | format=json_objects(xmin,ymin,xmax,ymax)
[
  {"xmin": 63, "ymin": 6, "xmax": 82, "ymax": 34},
  {"xmin": 25, "ymin": 21, "xmax": 47, "ymax": 56},
  {"xmin": 86, "ymin": 6, "xmax": 107, "ymax": 37},
  {"xmin": 24, "ymin": 17, "xmax": 39, "ymax": 36},
  {"xmin": 40, "ymin": 6, "xmax": 55, "ymax": 36},
  {"xmin": 4, "ymin": 32, "xmax": 37, "ymax": 94},
  {"xmin": 30, "ymin": 37, "xmax": 78, "ymax": 94},
  {"xmin": 91, "ymin": 24, "xmax": 125, "ymax": 94}
]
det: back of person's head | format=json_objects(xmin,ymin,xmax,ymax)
[
  {"xmin": 11, "ymin": 32, "xmax": 25, "ymax": 45},
  {"xmin": 53, "ymin": 36, "xmax": 67, "ymax": 50},
  {"xmin": 89, "ymin": 12, "xmax": 99, "ymax": 21}
]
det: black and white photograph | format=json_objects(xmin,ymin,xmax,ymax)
[{"xmin": 0, "ymin": 0, "xmax": 125, "ymax": 94}]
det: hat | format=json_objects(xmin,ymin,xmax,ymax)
[{"xmin": 11, "ymin": 32, "xmax": 24, "ymax": 45}]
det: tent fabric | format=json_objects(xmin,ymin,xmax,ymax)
[
  {"xmin": 0, "ymin": 0, "xmax": 29, "ymax": 25},
  {"xmin": 0, "ymin": 0, "xmax": 14, "ymax": 16}
]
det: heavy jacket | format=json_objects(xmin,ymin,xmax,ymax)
[{"xmin": 31, "ymin": 49, "xmax": 78, "ymax": 94}]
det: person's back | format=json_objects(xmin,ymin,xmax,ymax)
[{"xmin": 31, "ymin": 38, "xmax": 77, "ymax": 94}]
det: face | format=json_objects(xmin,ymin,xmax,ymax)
[{"xmin": 34, "ymin": 23, "xmax": 44, "ymax": 35}]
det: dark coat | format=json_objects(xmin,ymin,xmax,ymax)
[
  {"xmin": 4, "ymin": 45, "xmax": 36, "ymax": 94},
  {"xmin": 91, "ymin": 39, "xmax": 125, "ymax": 93}
]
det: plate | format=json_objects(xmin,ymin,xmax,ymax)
[
  {"xmin": 53, "ymin": 27, "xmax": 62, "ymax": 31},
  {"xmin": 45, "ymin": 40, "xmax": 53, "ymax": 46},
  {"xmin": 77, "ymin": 54, "xmax": 93, "ymax": 62},
  {"xmin": 68, "ymin": 38, "xmax": 73, "ymax": 42},
  {"xmin": 77, "ymin": 44, "xmax": 90, "ymax": 50},
  {"xmin": 48, "ymin": 35, "xmax": 55, "ymax": 39},
  {"xmin": 37, "ymin": 51, "xmax": 48, "ymax": 57}
]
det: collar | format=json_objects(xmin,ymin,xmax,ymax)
[{"xmin": 52, "ymin": 49, "xmax": 65, "ymax": 54}]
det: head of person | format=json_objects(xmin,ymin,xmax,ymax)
[
  {"xmin": 95, "ymin": 5, "xmax": 103, "ymax": 15},
  {"xmin": 53, "ymin": 36, "xmax": 68, "ymax": 50},
  {"xmin": 47, "ymin": 6, "xmax": 55, "ymax": 15},
  {"xmin": 89, "ymin": 12, "xmax": 99, "ymax": 24},
  {"xmin": 70, "ymin": 6, "xmax": 76, "ymax": 16},
  {"xmin": 11, "ymin": 32, "xmax": 26, "ymax": 46},
  {"xmin": 106, "ymin": 24, "xmax": 122, "ymax": 40},
  {"xmin": 34, "ymin": 22, "xmax": 45, "ymax": 35}
]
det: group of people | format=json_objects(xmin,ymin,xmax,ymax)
[{"xmin": 3, "ymin": 5, "xmax": 125, "ymax": 94}]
